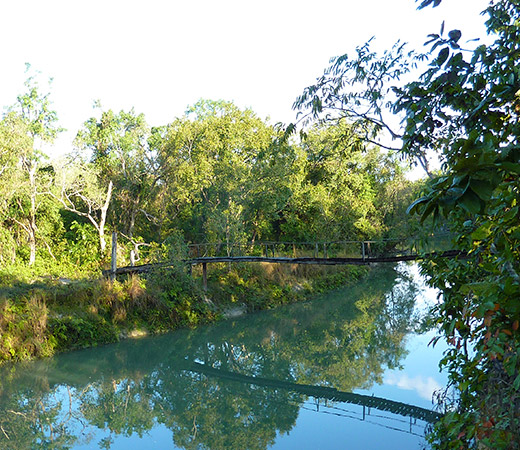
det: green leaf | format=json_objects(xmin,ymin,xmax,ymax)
[
  {"xmin": 459, "ymin": 189, "xmax": 482, "ymax": 214},
  {"xmin": 420, "ymin": 201, "xmax": 437, "ymax": 223},
  {"xmin": 499, "ymin": 162, "xmax": 520, "ymax": 174},
  {"xmin": 471, "ymin": 223, "xmax": 492, "ymax": 240},
  {"xmin": 461, "ymin": 281, "xmax": 491, "ymax": 296},
  {"xmin": 470, "ymin": 179, "xmax": 494, "ymax": 201},
  {"xmin": 453, "ymin": 155, "xmax": 478, "ymax": 170},
  {"xmin": 448, "ymin": 29, "xmax": 462, "ymax": 43},
  {"xmin": 436, "ymin": 47, "xmax": 450, "ymax": 66},
  {"xmin": 502, "ymin": 206, "xmax": 519, "ymax": 222},
  {"xmin": 406, "ymin": 196, "xmax": 429, "ymax": 215}
]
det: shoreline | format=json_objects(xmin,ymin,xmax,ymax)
[{"xmin": 0, "ymin": 262, "xmax": 369, "ymax": 366}]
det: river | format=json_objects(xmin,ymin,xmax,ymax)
[{"xmin": 0, "ymin": 263, "xmax": 447, "ymax": 449}]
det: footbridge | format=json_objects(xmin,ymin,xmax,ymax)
[{"xmin": 107, "ymin": 235, "xmax": 465, "ymax": 281}]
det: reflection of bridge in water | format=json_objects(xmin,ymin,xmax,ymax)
[{"xmin": 185, "ymin": 361, "xmax": 442, "ymax": 434}]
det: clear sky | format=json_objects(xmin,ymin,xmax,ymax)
[{"xmin": 1, "ymin": 0, "xmax": 489, "ymax": 160}]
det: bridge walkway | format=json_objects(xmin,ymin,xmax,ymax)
[{"xmin": 106, "ymin": 236, "xmax": 464, "ymax": 282}]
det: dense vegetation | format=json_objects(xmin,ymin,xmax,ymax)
[
  {"xmin": 295, "ymin": 0, "xmax": 519, "ymax": 448},
  {"xmin": 0, "ymin": 71, "xmax": 419, "ymax": 364}
]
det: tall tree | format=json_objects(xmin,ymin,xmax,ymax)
[
  {"xmin": 277, "ymin": 122, "xmax": 407, "ymax": 242},
  {"xmin": 3, "ymin": 66, "xmax": 62, "ymax": 265},
  {"xmin": 52, "ymin": 158, "xmax": 113, "ymax": 254},
  {"xmin": 66, "ymin": 107, "xmax": 156, "ymax": 255},
  {"xmin": 157, "ymin": 100, "xmax": 281, "ymax": 248},
  {"xmin": 0, "ymin": 114, "xmax": 30, "ymax": 263}
]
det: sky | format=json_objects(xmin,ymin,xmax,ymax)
[{"xmin": 1, "ymin": 0, "xmax": 490, "ymax": 167}]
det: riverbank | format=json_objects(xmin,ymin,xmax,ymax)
[
  {"xmin": 0, "ymin": 262, "xmax": 368, "ymax": 364},
  {"xmin": 0, "ymin": 262, "xmax": 439, "ymax": 450}
]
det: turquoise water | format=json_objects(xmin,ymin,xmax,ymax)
[{"xmin": 0, "ymin": 263, "xmax": 446, "ymax": 449}]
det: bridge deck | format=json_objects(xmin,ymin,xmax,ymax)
[
  {"xmin": 107, "ymin": 249, "xmax": 466, "ymax": 276},
  {"xmin": 188, "ymin": 250, "xmax": 464, "ymax": 265}
]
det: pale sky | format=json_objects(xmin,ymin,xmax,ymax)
[{"xmin": 1, "ymin": 0, "xmax": 489, "ymax": 162}]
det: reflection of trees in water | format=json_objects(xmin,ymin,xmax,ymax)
[
  {"xmin": 0, "ymin": 385, "xmax": 81, "ymax": 449},
  {"xmin": 0, "ymin": 264, "xmax": 423, "ymax": 450},
  {"xmin": 151, "ymin": 373, "xmax": 302, "ymax": 450}
]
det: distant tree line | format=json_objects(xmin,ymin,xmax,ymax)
[{"xmin": 0, "ymin": 81, "xmax": 422, "ymax": 276}]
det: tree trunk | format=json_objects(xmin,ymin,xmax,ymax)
[
  {"xmin": 126, "ymin": 196, "xmax": 140, "ymax": 239},
  {"xmin": 98, "ymin": 180, "xmax": 113, "ymax": 254},
  {"xmin": 417, "ymin": 153, "xmax": 433, "ymax": 179},
  {"xmin": 28, "ymin": 164, "xmax": 37, "ymax": 266}
]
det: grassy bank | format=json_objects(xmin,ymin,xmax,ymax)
[{"xmin": 0, "ymin": 262, "xmax": 367, "ymax": 364}]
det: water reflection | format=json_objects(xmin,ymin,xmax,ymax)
[
  {"xmin": 187, "ymin": 361, "xmax": 440, "ymax": 422},
  {"xmin": 0, "ymin": 264, "xmax": 437, "ymax": 449}
]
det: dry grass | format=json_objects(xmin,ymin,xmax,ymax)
[
  {"xmin": 0, "ymin": 293, "xmax": 51, "ymax": 361},
  {"xmin": 258, "ymin": 262, "xmax": 332, "ymax": 282}
]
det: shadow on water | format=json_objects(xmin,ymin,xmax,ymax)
[{"xmin": 0, "ymin": 263, "xmax": 436, "ymax": 449}]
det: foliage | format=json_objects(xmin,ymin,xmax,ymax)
[
  {"xmin": 0, "ymin": 295, "xmax": 52, "ymax": 361},
  {"xmin": 63, "ymin": 220, "xmax": 101, "ymax": 269},
  {"xmin": 146, "ymin": 264, "xmax": 210, "ymax": 328},
  {"xmin": 205, "ymin": 262, "xmax": 367, "ymax": 312},
  {"xmin": 49, "ymin": 314, "xmax": 118, "ymax": 351},
  {"xmin": 403, "ymin": 1, "xmax": 520, "ymax": 447},
  {"xmin": 11, "ymin": 64, "xmax": 62, "ymax": 142},
  {"xmin": 156, "ymin": 100, "xmax": 287, "ymax": 245},
  {"xmin": 280, "ymin": 122, "xmax": 414, "ymax": 241},
  {"xmin": 74, "ymin": 106, "xmax": 157, "ymax": 242},
  {"xmin": 293, "ymin": 39, "xmax": 430, "ymax": 174},
  {"xmin": 293, "ymin": 0, "xmax": 520, "ymax": 447},
  {"xmin": 2, "ymin": 65, "xmax": 62, "ymax": 266}
]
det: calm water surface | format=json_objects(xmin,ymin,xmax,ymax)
[{"xmin": 0, "ymin": 263, "xmax": 447, "ymax": 449}]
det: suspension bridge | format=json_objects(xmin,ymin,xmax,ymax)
[{"xmin": 106, "ymin": 235, "xmax": 466, "ymax": 287}]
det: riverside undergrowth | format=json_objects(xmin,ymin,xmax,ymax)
[{"xmin": 0, "ymin": 262, "xmax": 367, "ymax": 364}]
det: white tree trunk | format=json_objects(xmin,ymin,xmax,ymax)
[
  {"xmin": 98, "ymin": 180, "xmax": 113, "ymax": 254},
  {"xmin": 28, "ymin": 164, "xmax": 37, "ymax": 265}
]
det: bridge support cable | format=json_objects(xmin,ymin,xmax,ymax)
[{"xmin": 103, "ymin": 236, "xmax": 464, "ymax": 277}]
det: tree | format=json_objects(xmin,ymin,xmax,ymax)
[
  {"xmin": 401, "ymin": 1, "xmax": 520, "ymax": 447},
  {"xmin": 157, "ymin": 100, "xmax": 282, "ymax": 247},
  {"xmin": 294, "ymin": 0, "xmax": 520, "ymax": 447},
  {"xmin": 275, "ymin": 121, "xmax": 408, "ymax": 242},
  {"xmin": 2, "ymin": 66, "xmax": 62, "ymax": 265},
  {"xmin": 75, "ymin": 107, "xmax": 156, "ymax": 239},
  {"xmin": 60, "ymin": 107, "xmax": 157, "ymax": 257},
  {"xmin": 0, "ymin": 114, "xmax": 30, "ymax": 264},
  {"xmin": 293, "ymin": 40, "xmax": 431, "ymax": 175},
  {"xmin": 52, "ymin": 158, "xmax": 113, "ymax": 254}
]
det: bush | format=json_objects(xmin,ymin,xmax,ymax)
[{"xmin": 49, "ymin": 314, "xmax": 118, "ymax": 350}]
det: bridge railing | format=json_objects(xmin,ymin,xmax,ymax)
[
  {"xmin": 105, "ymin": 233, "xmax": 457, "ymax": 277},
  {"xmin": 185, "ymin": 235, "xmax": 454, "ymax": 260}
]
